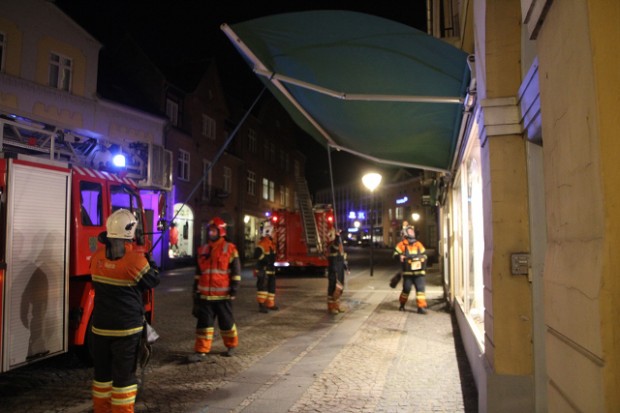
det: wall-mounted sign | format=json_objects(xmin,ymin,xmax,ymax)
[
  {"xmin": 348, "ymin": 211, "xmax": 366, "ymax": 220},
  {"xmin": 396, "ymin": 196, "xmax": 409, "ymax": 204}
]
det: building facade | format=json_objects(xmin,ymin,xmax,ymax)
[
  {"xmin": 0, "ymin": 0, "xmax": 169, "ymax": 265},
  {"xmin": 439, "ymin": 0, "xmax": 620, "ymax": 411}
]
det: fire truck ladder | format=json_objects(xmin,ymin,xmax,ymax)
[
  {"xmin": 295, "ymin": 176, "xmax": 322, "ymax": 254},
  {"xmin": 0, "ymin": 114, "xmax": 171, "ymax": 191}
]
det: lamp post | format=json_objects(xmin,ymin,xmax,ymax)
[{"xmin": 362, "ymin": 172, "xmax": 382, "ymax": 276}]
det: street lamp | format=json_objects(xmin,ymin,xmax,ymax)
[
  {"xmin": 362, "ymin": 172, "xmax": 382, "ymax": 276},
  {"xmin": 411, "ymin": 212, "xmax": 420, "ymax": 222}
]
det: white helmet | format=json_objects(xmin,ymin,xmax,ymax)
[
  {"xmin": 106, "ymin": 209, "xmax": 138, "ymax": 239},
  {"xmin": 261, "ymin": 221, "xmax": 274, "ymax": 237}
]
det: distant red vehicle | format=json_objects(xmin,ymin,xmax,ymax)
[{"xmin": 269, "ymin": 204, "xmax": 334, "ymax": 273}]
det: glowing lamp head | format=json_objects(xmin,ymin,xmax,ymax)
[{"xmin": 112, "ymin": 154, "xmax": 126, "ymax": 167}]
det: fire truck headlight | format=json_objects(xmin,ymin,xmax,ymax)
[{"xmin": 274, "ymin": 262, "xmax": 289, "ymax": 267}]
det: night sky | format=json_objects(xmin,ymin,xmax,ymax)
[{"xmin": 54, "ymin": 1, "xmax": 428, "ymax": 192}]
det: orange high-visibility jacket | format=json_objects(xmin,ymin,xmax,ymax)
[{"xmin": 196, "ymin": 238, "xmax": 241, "ymax": 300}]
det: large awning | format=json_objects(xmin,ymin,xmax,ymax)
[{"xmin": 222, "ymin": 11, "xmax": 471, "ymax": 173}]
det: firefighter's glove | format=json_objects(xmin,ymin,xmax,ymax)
[
  {"xmin": 192, "ymin": 293, "xmax": 200, "ymax": 318},
  {"xmin": 145, "ymin": 253, "xmax": 159, "ymax": 272}
]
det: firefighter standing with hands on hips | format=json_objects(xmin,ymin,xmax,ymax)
[
  {"xmin": 89, "ymin": 209, "xmax": 160, "ymax": 413},
  {"xmin": 254, "ymin": 220, "xmax": 279, "ymax": 313},
  {"xmin": 327, "ymin": 227, "xmax": 347, "ymax": 314},
  {"xmin": 190, "ymin": 217, "xmax": 241, "ymax": 361},
  {"xmin": 394, "ymin": 225, "xmax": 428, "ymax": 314}
]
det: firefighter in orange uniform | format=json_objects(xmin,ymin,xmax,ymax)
[
  {"xmin": 89, "ymin": 209, "xmax": 160, "ymax": 413},
  {"xmin": 327, "ymin": 228, "xmax": 347, "ymax": 314},
  {"xmin": 189, "ymin": 217, "xmax": 241, "ymax": 361},
  {"xmin": 394, "ymin": 226, "xmax": 428, "ymax": 314},
  {"xmin": 254, "ymin": 220, "xmax": 278, "ymax": 313}
]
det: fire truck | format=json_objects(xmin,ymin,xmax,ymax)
[
  {"xmin": 268, "ymin": 178, "xmax": 335, "ymax": 272},
  {"xmin": 0, "ymin": 115, "xmax": 171, "ymax": 373}
]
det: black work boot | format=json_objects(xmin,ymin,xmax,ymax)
[
  {"xmin": 417, "ymin": 307, "xmax": 428, "ymax": 315},
  {"xmin": 259, "ymin": 304, "xmax": 268, "ymax": 313},
  {"xmin": 221, "ymin": 347, "xmax": 235, "ymax": 357},
  {"xmin": 399, "ymin": 303, "xmax": 405, "ymax": 311}
]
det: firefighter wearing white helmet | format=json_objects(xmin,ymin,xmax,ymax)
[
  {"xmin": 254, "ymin": 219, "xmax": 278, "ymax": 313},
  {"xmin": 190, "ymin": 217, "xmax": 241, "ymax": 361},
  {"xmin": 89, "ymin": 209, "xmax": 160, "ymax": 413}
]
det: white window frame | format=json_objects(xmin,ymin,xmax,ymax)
[
  {"xmin": 247, "ymin": 170, "xmax": 256, "ymax": 196},
  {"xmin": 223, "ymin": 166, "xmax": 232, "ymax": 194},
  {"xmin": 0, "ymin": 32, "xmax": 6, "ymax": 72},
  {"xmin": 177, "ymin": 149, "xmax": 190, "ymax": 181},
  {"xmin": 262, "ymin": 178, "xmax": 269, "ymax": 200},
  {"xmin": 202, "ymin": 159, "xmax": 212, "ymax": 199},
  {"xmin": 248, "ymin": 129, "xmax": 257, "ymax": 153},
  {"xmin": 49, "ymin": 52, "xmax": 72, "ymax": 92},
  {"xmin": 166, "ymin": 99, "xmax": 179, "ymax": 126},
  {"xmin": 202, "ymin": 114, "xmax": 216, "ymax": 139}
]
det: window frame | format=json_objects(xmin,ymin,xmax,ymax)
[
  {"xmin": 49, "ymin": 52, "xmax": 72, "ymax": 92},
  {"xmin": 177, "ymin": 149, "xmax": 190, "ymax": 181}
]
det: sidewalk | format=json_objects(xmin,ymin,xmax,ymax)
[{"xmin": 189, "ymin": 267, "xmax": 478, "ymax": 413}]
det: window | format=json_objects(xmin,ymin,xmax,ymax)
[
  {"xmin": 223, "ymin": 166, "xmax": 232, "ymax": 193},
  {"xmin": 0, "ymin": 33, "xmax": 5, "ymax": 72},
  {"xmin": 262, "ymin": 178, "xmax": 275, "ymax": 201},
  {"xmin": 263, "ymin": 140, "xmax": 270, "ymax": 160},
  {"xmin": 79, "ymin": 181, "xmax": 102, "ymax": 226},
  {"xmin": 202, "ymin": 114, "xmax": 216, "ymax": 139},
  {"xmin": 294, "ymin": 160, "xmax": 301, "ymax": 177},
  {"xmin": 110, "ymin": 185, "xmax": 145, "ymax": 244},
  {"xmin": 248, "ymin": 129, "xmax": 257, "ymax": 153},
  {"xmin": 262, "ymin": 178, "xmax": 269, "ymax": 200},
  {"xmin": 285, "ymin": 187, "xmax": 290, "ymax": 207},
  {"xmin": 247, "ymin": 170, "xmax": 256, "ymax": 196},
  {"xmin": 177, "ymin": 149, "xmax": 190, "ymax": 181},
  {"xmin": 280, "ymin": 185, "xmax": 286, "ymax": 205},
  {"xmin": 395, "ymin": 206, "xmax": 403, "ymax": 220},
  {"xmin": 49, "ymin": 52, "xmax": 72, "ymax": 91},
  {"xmin": 202, "ymin": 160, "xmax": 212, "ymax": 199},
  {"xmin": 270, "ymin": 142, "xmax": 276, "ymax": 163},
  {"xmin": 166, "ymin": 98, "xmax": 179, "ymax": 126}
]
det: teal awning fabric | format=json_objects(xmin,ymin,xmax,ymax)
[{"xmin": 222, "ymin": 11, "xmax": 470, "ymax": 172}]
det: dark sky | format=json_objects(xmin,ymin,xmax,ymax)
[{"xmin": 54, "ymin": 1, "xmax": 427, "ymax": 192}]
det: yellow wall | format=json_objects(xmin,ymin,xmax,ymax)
[
  {"xmin": 0, "ymin": 17, "xmax": 22, "ymax": 76},
  {"xmin": 589, "ymin": 1, "xmax": 620, "ymax": 408},
  {"xmin": 487, "ymin": 136, "xmax": 532, "ymax": 374},
  {"xmin": 537, "ymin": 0, "xmax": 619, "ymax": 410},
  {"xmin": 483, "ymin": 0, "xmax": 533, "ymax": 375}
]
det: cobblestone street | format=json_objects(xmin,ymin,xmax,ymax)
[{"xmin": 0, "ymin": 247, "xmax": 477, "ymax": 412}]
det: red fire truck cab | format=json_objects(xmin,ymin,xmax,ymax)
[{"xmin": 0, "ymin": 154, "xmax": 155, "ymax": 372}]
